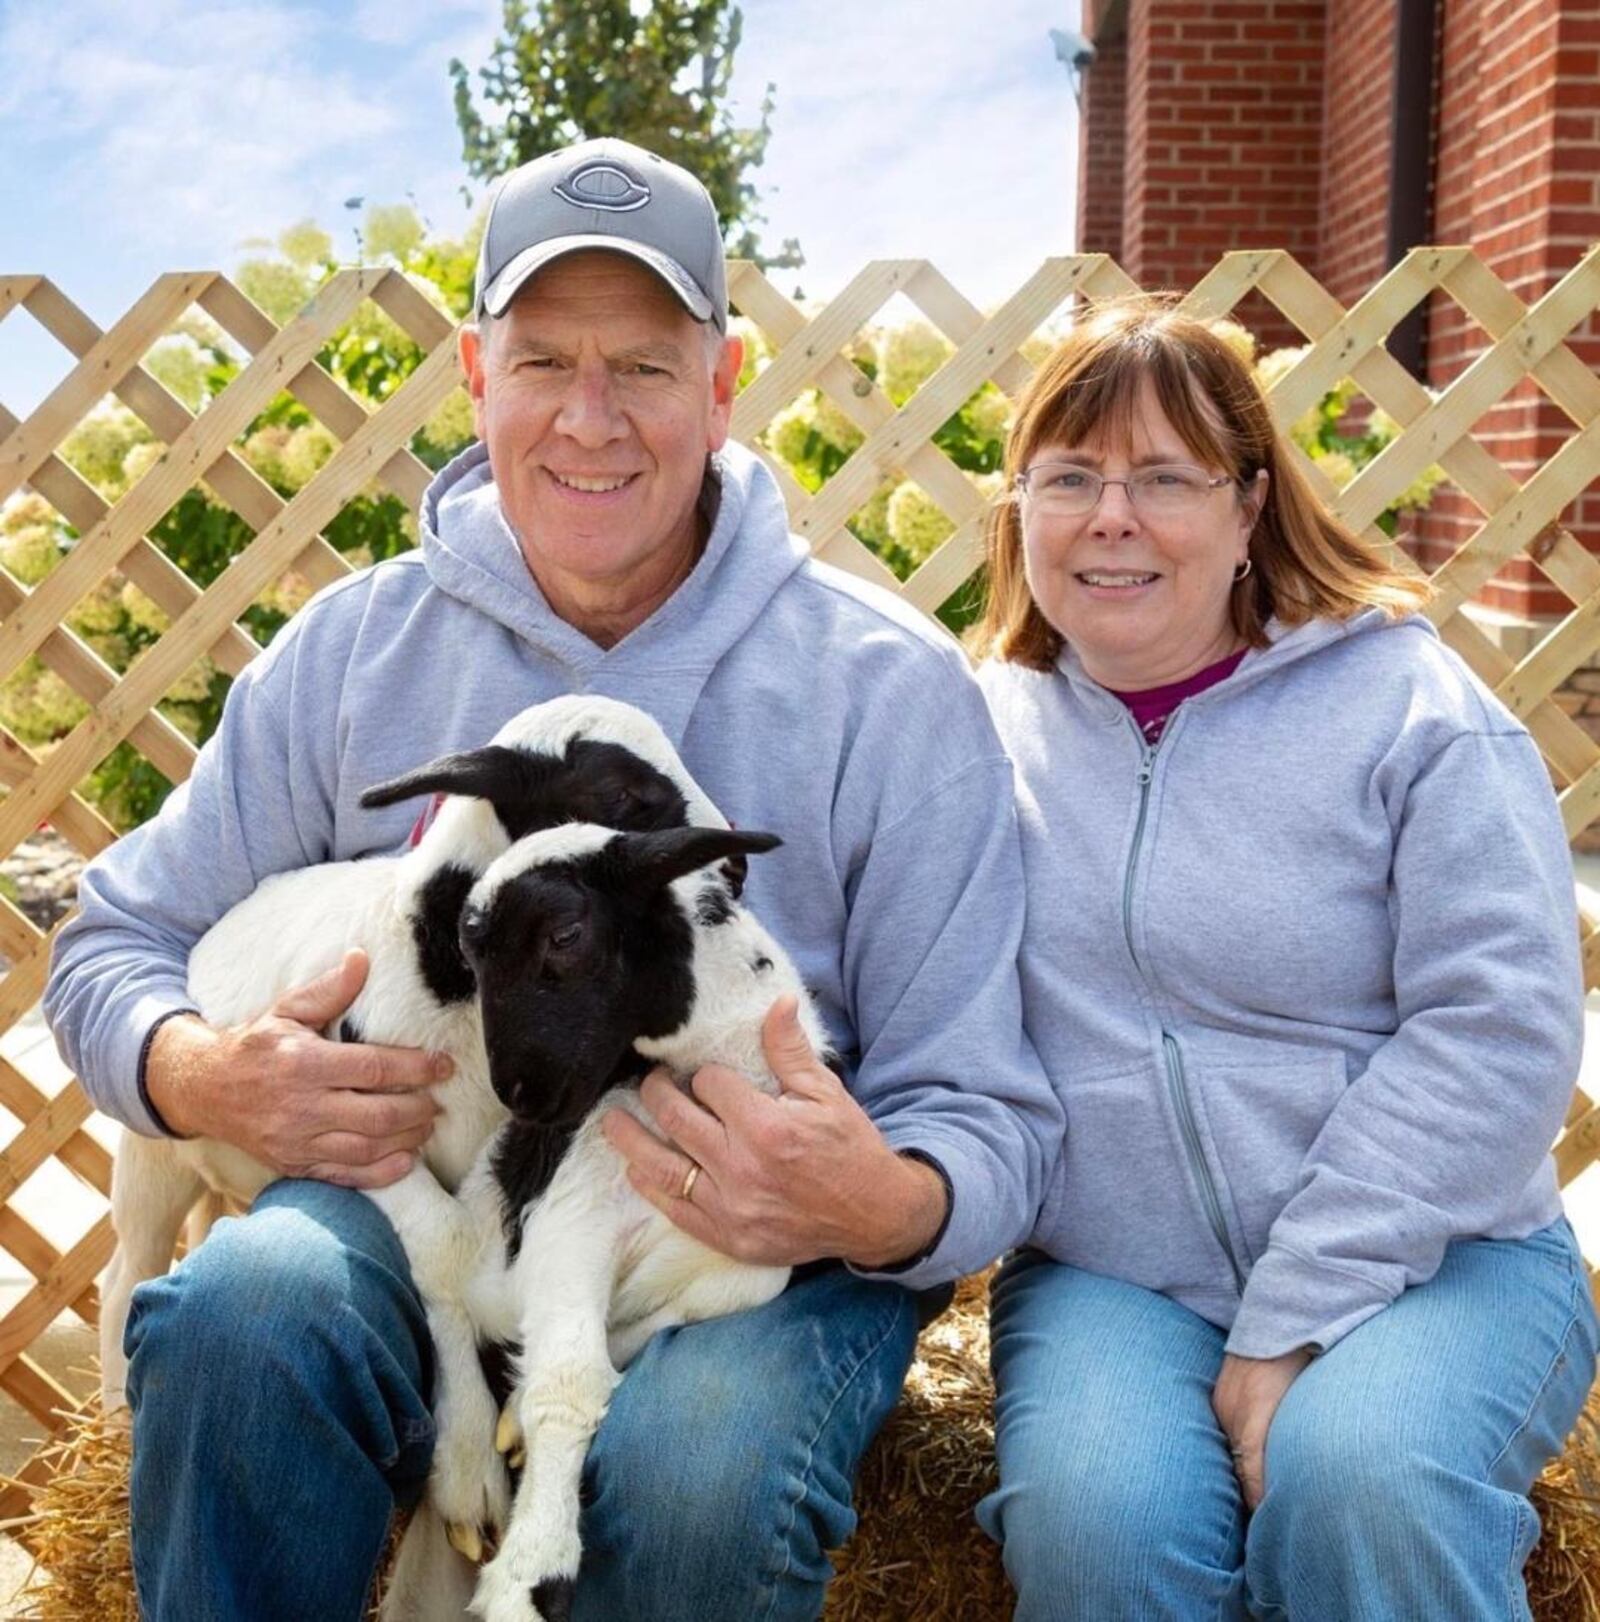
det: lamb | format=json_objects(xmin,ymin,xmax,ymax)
[
  {"xmin": 98, "ymin": 694, "xmax": 726, "ymax": 1556},
  {"xmin": 399, "ymin": 816, "xmax": 827, "ymax": 1622}
]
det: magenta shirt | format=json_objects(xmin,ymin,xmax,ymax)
[{"xmin": 1108, "ymin": 648, "xmax": 1248, "ymax": 745}]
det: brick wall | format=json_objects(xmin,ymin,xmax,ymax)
[
  {"xmin": 1086, "ymin": 0, "xmax": 1331, "ymax": 348},
  {"xmin": 1318, "ymin": 0, "xmax": 1397, "ymax": 307},
  {"xmin": 1079, "ymin": 0, "xmax": 1599, "ymax": 611},
  {"xmin": 1419, "ymin": 0, "xmax": 1600, "ymax": 621},
  {"xmin": 1077, "ymin": 2, "xmax": 1128, "ymax": 255}
]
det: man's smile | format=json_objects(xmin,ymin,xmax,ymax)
[{"xmin": 546, "ymin": 470, "xmax": 639, "ymax": 494}]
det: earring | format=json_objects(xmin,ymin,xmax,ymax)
[{"xmin": 1233, "ymin": 557, "xmax": 1253, "ymax": 582}]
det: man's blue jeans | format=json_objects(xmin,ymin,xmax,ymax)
[
  {"xmin": 124, "ymin": 1178, "xmax": 935, "ymax": 1622},
  {"xmin": 976, "ymin": 1222, "xmax": 1599, "ymax": 1621}
]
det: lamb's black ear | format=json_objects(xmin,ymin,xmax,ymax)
[
  {"xmin": 605, "ymin": 826, "xmax": 781, "ymax": 895},
  {"xmin": 360, "ymin": 746, "xmax": 535, "ymax": 816},
  {"xmin": 720, "ymin": 853, "xmax": 750, "ymax": 899}
]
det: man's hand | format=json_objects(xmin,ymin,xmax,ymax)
[
  {"xmin": 601, "ymin": 996, "xmax": 948, "ymax": 1269},
  {"xmin": 1211, "ymin": 1347, "xmax": 1312, "ymax": 1510},
  {"xmin": 145, "ymin": 949, "xmax": 449, "ymax": 1189}
]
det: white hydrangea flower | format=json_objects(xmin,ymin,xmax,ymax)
[
  {"xmin": 0, "ymin": 493, "xmax": 67, "ymax": 584},
  {"xmin": 364, "ymin": 204, "xmax": 423, "ymax": 265},
  {"xmin": 242, "ymin": 424, "xmax": 294, "ymax": 489},
  {"xmin": 887, "ymin": 481, "xmax": 956, "ymax": 565},
  {"xmin": 143, "ymin": 333, "xmax": 211, "ymax": 411},
  {"xmin": 118, "ymin": 580, "xmax": 168, "ymax": 636},
  {"xmin": 423, "ymin": 389, "xmax": 477, "ymax": 453},
  {"xmin": 279, "ymin": 221, "xmax": 333, "ymax": 269},
  {"xmin": 60, "ymin": 399, "xmax": 151, "ymax": 501},
  {"xmin": 878, "ymin": 322, "xmax": 951, "ymax": 405},
  {"xmin": 121, "ymin": 439, "xmax": 164, "ymax": 489},
  {"xmin": 280, "ymin": 423, "xmax": 338, "ymax": 490},
  {"xmin": 965, "ymin": 386, "xmax": 1012, "ymax": 444},
  {"xmin": 1254, "ymin": 345, "xmax": 1309, "ymax": 395},
  {"xmin": 1206, "ymin": 319, "xmax": 1257, "ymax": 366},
  {"xmin": 236, "ymin": 259, "xmax": 317, "ymax": 326}
]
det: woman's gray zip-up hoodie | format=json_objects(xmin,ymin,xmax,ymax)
[{"xmin": 980, "ymin": 610, "xmax": 1582, "ymax": 1359}]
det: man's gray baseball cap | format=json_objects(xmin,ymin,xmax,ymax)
[{"xmin": 474, "ymin": 137, "xmax": 728, "ymax": 330}]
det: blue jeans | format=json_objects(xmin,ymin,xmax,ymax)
[
  {"xmin": 976, "ymin": 1222, "xmax": 1599, "ymax": 1621},
  {"xmin": 124, "ymin": 1179, "xmax": 935, "ymax": 1622}
]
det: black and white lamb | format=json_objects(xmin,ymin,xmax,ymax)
[
  {"xmin": 392, "ymin": 815, "xmax": 827, "ymax": 1622},
  {"xmin": 99, "ymin": 694, "xmax": 726, "ymax": 1556}
]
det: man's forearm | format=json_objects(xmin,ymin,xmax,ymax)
[
  {"xmin": 841, "ymin": 1150, "xmax": 951, "ymax": 1271},
  {"xmin": 144, "ymin": 1014, "xmax": 226, "ymax": 1139}
]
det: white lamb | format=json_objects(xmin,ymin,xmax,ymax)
[
  {"xmin": 99, "ymin": 695, "xmax": 727, "ymax": 1557},
  {"xmin": 381, "ymin": 815, "xmax": 826, "ymax": 1622}
]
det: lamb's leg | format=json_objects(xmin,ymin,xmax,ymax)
[
  {"xmin": 364, "ymin": 1167, "xmax": 508, "ymax": 1556},
  {"xmin": 471, "ymin": 1165, "xmax": 623, "ymax": 1622},
  {"xmin": 101, "ymin": 1135, "xmax": 207, "ymax": 1413},
  {"xmin": 605, "ymin": 1216, "xmax": 789, "ymax": 1369}
]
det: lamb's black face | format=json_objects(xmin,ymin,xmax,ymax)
[
  {"xmin": 461, "ymin": 826, "xmax": 781, "ymax": 1128},
  {"xmin": 365, "ymin": 736, "xmax": 699, "ymax": 1008},
  {"xmin": 463, "ymin": 869, "xmax": 695, "ymax": 1126}
]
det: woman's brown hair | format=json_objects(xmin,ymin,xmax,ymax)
[{"xmin": 970, "ymin": 297, "xmax": 1432, "ymax": 669}]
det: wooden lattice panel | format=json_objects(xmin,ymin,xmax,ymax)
[{"xmin": 1, "ymin": 249, "xmax": 1599, "ymax": 1526}]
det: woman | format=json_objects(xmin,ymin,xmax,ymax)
[{"xmin": 972, "ymin": 299, "xmax": 1598, "ymax": 1620}]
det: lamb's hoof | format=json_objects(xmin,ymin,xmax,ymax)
[
  {"xmin": 98, "ymin": 1397, "xmax": 133, "ymax": 1434},
  {"xmin": 530, "ymin": 1577, "xmax": 574, "ymax": 1622},
  {"xmin": 494, "ymin": 1405, "xmax": 527, "ymax": 1468},
  {"xmin": 447, "ymin": 1521, "xmax": 484, "ymax": 1563},
  {"xmin": 470, "ymin": 1551, "xmax": 578, "ymax": 1622}
]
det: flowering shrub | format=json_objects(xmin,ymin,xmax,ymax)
[
  {"xmin": 1, "ymin": 207, "xmax": 480, "ymax": 829},
  {"xmin": 1254, "ymin": 346, "xmax": 1447, "ymax": 531},
  {"xmin": 755, "ymin": 318, "xmax": 1450, "ymax": 635},
  {"xmin": 5, "ymin": 238, "xmax": 1450, "ymax": 833}
]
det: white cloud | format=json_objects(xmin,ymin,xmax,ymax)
[
  {"xmin": 350, "ymin": 0, "xmax": 493, "ymax": 49},
  {"xmin": 0, "ymin": 0, "xmax": 1082, "ymax": 413},
  {"xmin": 731, "ymin": 0, "xmax": 1080, "ymax": 310},
  {"xmin": 0, "ymin": 0, "xmax": 436, "ymax": 259}
]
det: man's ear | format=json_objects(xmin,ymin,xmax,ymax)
[
  {"xmin": 706, "ymin": 332, "xmax": 743, "ymax": 453},
  {"xmin": 459, "ymin": 324, "xmax": 489, "ymax": 440}
]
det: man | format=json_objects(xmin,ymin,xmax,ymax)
[{"xmin": 45, "ymin": 138, "xmax": 1060, "ymax": 1621}]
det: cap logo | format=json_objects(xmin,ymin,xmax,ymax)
[{"xmin": 553, "ymin": 160, "xmax": 651, "ymax": 213}]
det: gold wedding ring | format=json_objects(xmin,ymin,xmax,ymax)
[{"xmin": 680, "ymin": 1162, "xmax": 701, "ymax": 1201}]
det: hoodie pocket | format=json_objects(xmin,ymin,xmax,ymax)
[
  {"xmin": 1181, "ymin": 1038, "xmax": 1349, "ymax": 1269},
  {"xmin": 1038, "ymin": 1057, "xmax": 1235, "ymax": 1297}
]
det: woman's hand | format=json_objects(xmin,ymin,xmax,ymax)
[
  {"xmin": 601, "ymin": 996, "xmax": 949, "ymax": 1269},
  {"xmin": 1211, "ymin": 1347, "xmax": 1313, "ymax": 1510}
]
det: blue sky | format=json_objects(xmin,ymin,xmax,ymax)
[{"xmin": 0, "ymin": 0, "xmax": 1082, "ymax": 413}]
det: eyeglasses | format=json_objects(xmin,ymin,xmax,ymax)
[{"xmin": 1016, "ymin": 462, "xmax": 1235, "ymax": 516}]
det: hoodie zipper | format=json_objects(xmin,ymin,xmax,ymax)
[{"xmin": 1120, "ymin": 721, "xmax": 1246, "ymax": 1296}]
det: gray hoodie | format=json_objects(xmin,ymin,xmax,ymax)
[
  {"xmin": 980, "ymin": 611, "xmax": 1580, "ymax": 1356},
  {"xmin": 45, "ymin": 441, "xmax": 1062, "ymax": 1288}
]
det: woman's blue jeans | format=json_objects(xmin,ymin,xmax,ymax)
[
  {"xmin": 977, "ymin": 1221, "xmax": 1599, "ymax": 1621},
  {"xmin": 123, "ymin": 1178, "xmax": 937, "ymax": 1622}
]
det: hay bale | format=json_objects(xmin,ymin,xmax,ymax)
[
  {"xmin": 6, "ymin": 1415, "xmax": 397, "ymax": 1622},
  {"xmin": 827, "ymin": 1271, "xmax": 1600, "ymax": 1622},
  {"xmin": 13, "ymin": 1282, "xmax": 1600, "ymax": 1621},
  {"xmin": 825, "ymin": 1272, "xmax": 1009, "ymax": 1621},
  {"xmin": 7, "ymin": 1413, "xmax": 137, "ymax": 1622}
]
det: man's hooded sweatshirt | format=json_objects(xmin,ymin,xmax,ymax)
[{"xmin": 45, "ymin": 441, "xmax": 1062, "ymax": 1289}]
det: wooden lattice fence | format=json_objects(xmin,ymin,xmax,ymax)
[{"xmin": 1, "ymin": 245, "xmax": 1600, "ymax": 1528}]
